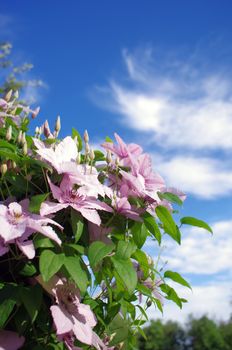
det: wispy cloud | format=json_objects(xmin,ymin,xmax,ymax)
[
  {"xmin": 160, "ymin": 220, "xmax": 232, "ymax": 275},
  {"xmin": 94, "ymin": 47, "xmax": 232, "ymax": 198},
  {"xmin": 0, "ymin": 14, "xmax": 13, "ymax": 37},
  {"xmin": 153, "ymin": 155, "xmax": 232, "ymax": 198},
  {"xmin": 148, "ymin": 282, "xmax": 232, "ymax": 324}
]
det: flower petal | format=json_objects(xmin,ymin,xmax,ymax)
[{"xmin": 50, "ymin": 305, "xmax": 73, "ymax": 335}]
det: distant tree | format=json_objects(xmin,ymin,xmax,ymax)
[
  {"xmin": 219, "ymin": 320, "xmax": 232, "ymax": 350},
  {"xmin": 0, "ymin": 42, "xmax": 43, "ymax": 97},
  {"xmin": 186, "ymin": 316, "xmax": 226, "ymax": 350},
  {"xmin": 137, "ymin": 319, "xmax": 185, "ymax": 350}
]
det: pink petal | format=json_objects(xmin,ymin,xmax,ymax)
[
  {"xmin": 0, "ymin": 216, "xmax": 25, "ymax": 242},
  {"xmin": 73, "ymin": 206, "xmax": 101, "ymax": 226},
  {"xmin": 40, "ymin": 201, "xmax": 68, "ymax": 216},
  {"xmin": 50, "ymin": 305, "xmax": 73, "ymax": 335},
  {"xmin": 72, "ymin": 317, "xmax": 93, "ymax": 346},
  {"xmin": 27, "ymin": 219, "xmax": 61, "ymax": 245},
  {"xmin": 47, "ymin": 177, "xmax": 63, "ymax": 201},
  {"xmin": 77, "ymin": 304, "xmax": 97, "ymax": 328},
  {"xmin": 0, "ymin": 330, "xmax": 25, "ymax": 350},
  {"xmin": 17, "ymin": 239, "xmax": 35, "ymax": 259}
]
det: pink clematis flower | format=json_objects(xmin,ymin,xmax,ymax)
[
  {"xmin": 0, "ymin": 199, "xmax": 62, "ymax": 259},
  {"xmin": 38, "ymin": 276, "xmax": 106, "ymax": 349},
  {"xmin": 120, "ymin": 153, "xmax": 165, "ymax": 202},
  {"xmin": 101, "ymin": 133, "xmax": 143, "ymax": 167},
  {"xmin": 33, "ymin": 136, "xmax": 78, "ymax": 174},
  {"xmin": 113, "ymin": 196, "xmax": 142, "ymax": 222},
  {"xmin": 0, "ymin": 330, "xmax": 25, "ymax": 350},
  {"xmin": 41, "ymin": 175, "xmax": 112, "ymax": 226}
]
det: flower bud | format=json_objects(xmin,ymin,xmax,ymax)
[
  {"xmin": 21, "ymin": 132, "xmax": 26, "ymax": 145},
  {"xmin": 76, "ymin": 152, "xmax": 81, "ymax": 164},
  {"xmin": 55, "ymin": 115, "xmax": 61, "ymax": 132},
  {"xmin": 14, "ymin": 90, "xmax": 19, "ymax": 99},
  {"xmin": 84, "ymin": 130, "xmax": 89, "ymax": 143},
  {"xmin": 1, "ymin": 163, "xmax": 7, "ymax": 175},
  {"xmin": 43, "ymin": 120, "xmax": 53, "ymax": 138},
  {"xmin": 106, "ymin": 150, "xmax": 112, "ymax": 164},
  {"xmin": 31, "ymin": 106, "xmax": 40, "ymax": 119},
  {"xmin": 4, "ymin": 89, "xmax": 13, "ymax": 102},
  {"xmin": 12, "ymin": 161, "xmax": 17, "ymax": 169},
  {"xmin": 85, "ymin": 142, "xmax": 90, "ymax": 154},
  {"xmin": 90, "ymin": 148, "xmax": 95, "ymax": 161},
  {"xmin": 22, "ymin": 142, "xmax": 28, "ymax": 156},
  {"xmin": 73, "ymin": 136, "xmax": 79, "ymax": 148},
  {"xmin": 6, "ymin": 125, "xmax": 12, "ymax": 141},
  {"xmin": 17, "ymin": 130, "xmax": 22, "ymax": 144}
]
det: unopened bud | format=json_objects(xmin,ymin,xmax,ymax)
[
  {"xmin": 22, "ymin": 142, "xmax": 28, "ymax": 156},
  {"xmin": 35, "ymin": 126, "xmax": 40, "ymax": 134},
  {"xmin": 115, "ymin": 157, "xmax": 120, "ymax": 167},
  {"xmin": 76, "ymin": 152, "xmax": 81, "ymax": 164},
  {"xmin": 83, "ymin": 130, "xmax": 89, "ymax": 143},
  {"xmin": 90, "ymin": 148, "xmax": 95, "ymax": 161},
  {"xmin": 43, "ymin": 120, "xmax": 52, "ymax": 138},
  {"xmin": 31, "ymin": 106, "xmax": 40, "ymax": 119},
  {"xmin": 1, "ymin": 163, "xmax": 7, "ymax": 175},
  {"xmin": 55, "ymin": 115, "xmax": 61, "ymax": 132},
  {"xmin": 17, "ymin": 130, "xmax": 22, "ymax": 144},
  {"xmin": 73, "ymin": 135, "xmax": 79, "ymax": 147},
  {"xmin": 4, "ymin": 89, "xmax": 13, "ymax": 102},
  {"xmin": 21, "ymin": 132, "xmax": 26, "ymax": 145},
  {"xmin": 85, "ymin": 142, "xmax": 90, "ymax": 154},
  {"xmin": 12, "ymin": 161, "xmax": 17, "ymax": 169},
  {"xmin": 14, "ymin": 90, "xmax": 19, "ymax": 99},
  {"xmin": 106, "ymin": 150, "xmax": 112, "ymax": 164},
  {"xmin": 6, "ymin": 125, "xmax": 12, "ymax": 141}
]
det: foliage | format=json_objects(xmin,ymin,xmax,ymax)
[
  {"xmin": 0, "ymin": 42, "xmax": 43, "ymax": 97},
  {"xmin": 0, "ymin": 91, "xmax": 212, "ymax": 350},
  {"xmin": 137, "ymin": 316, "xmax": 232, "ymax": 350}
]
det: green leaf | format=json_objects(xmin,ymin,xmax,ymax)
[
  {"xmin": 72, "ymin": 128, "xmax": 82, "ymax": 151},
  {"xmin": 155, "ymin": 205, "xmax": 180, "ymax": 244},
  {"xmin": 131, "ymin": 222, "xmax": 148, "ymax": 248},
  {"xmin": 0, "ymin": 140, "xmax": 16, "ymax": 151},
  {"xmin": 158, "ymin": 192, "xmax": 183, "ymax": 206},
  {"xmin": 20, "ymin": 285, "xmax": 42, "ymax": 323},
  {"xmin": 115, "ymin": 241, "xmax": 136, "ymax": 260},
  {"xmin": 19, "ymin": 262, "xmax": 37, "ymax": 276},
  {"xmin": 88, "ymin": 241, "xmax": 115, "ymax": 268},
  {"xmin": 64, "ymin": 256, "xmax": 88, "ymax": 293},
  {"xmin": 29, "ymin": 193, "xmax": 50, "ymax": 214},
  {"xmin": 105, "ymin": 136, "xmax": 113, "ymax": 143},
  {"xmin": 143, "ymin": 212, "xmax": 162, "ymax": 245},
  {"xmin": 132, "ymin": 249, "xmax": 149, "ymax": 279},
  {"xmin": 71, "ymin": 208, "xmax": 84, "ymax": 243},
  {"xmin": 0, "ymin": 148, "xmax": 19, "ymax": 161},
  {"xmin": 108, "ymin": 314, "xmax": 129, "ymax": 346},
  {"xmin": 34, "ymin": 234, "xmax": 55, "ymax": 248},
  {"xmin": 180, "ymin": 216, "xmax": 213, "ymax": 233},
  {"xmin": 94, "ymin": 150, "xmax": 105, "ymax": 161},
  {"xmin": 160, "ymin": 284, "xmax": 183, "ymax": 308},
  {"xmin": 39, "ymin": 250, "xmax": 65, "ymax": 282},
  {"xmin": 164, "ymin": 270, "xmax": 191, "ymax": 289},
  {"xmin": 0, "ymin": 299, "xmax": 16, "ymax": 328},
  {"xmin": 111, "ymin": 256, "xmax": 137, "ymax": 295}
]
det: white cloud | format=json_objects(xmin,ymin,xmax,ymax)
[
  {"xmin": 160, "ymin": 220, "xmax": 232, "ymax": 275},
  {"xmin": 147, "ymin": 282, "xmax": 232, "ymax": 324},
  {"xmin": 153, "ymin": 155, "xmax": 232, "ymax": 198},
  {"xmin": 95, "ymin": 48, "xmax": 232, "ymax": 198}
]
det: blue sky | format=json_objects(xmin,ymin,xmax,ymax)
[{"xmin": 1, "ymin": 0, "xmax": 232, "ymax": 323}]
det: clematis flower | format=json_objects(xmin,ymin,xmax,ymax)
[
  {"xmin": 40, "ymin": 175, "xmax": 112, "ymax": 226},
  {"xmin": 38, "ymin": 276, "xmax": 106, "ymax": 349},
  {"xmin": 113, "ymin": 196, "xmax": 142, "ymax": 221},
  {"xmin": 0, "ymin": 330, "xmax": 25, "ymax": 350},
  {"xmin": 0, "ymin": 199, "xmax": 62, "ymax": 258},
  {"xmin": 101, "ymin": 133, "xmax": 143, "ymax": 167},
  {"xmin": 33, "ymin": 136, "xmax": 78, "ymax": 174}
]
